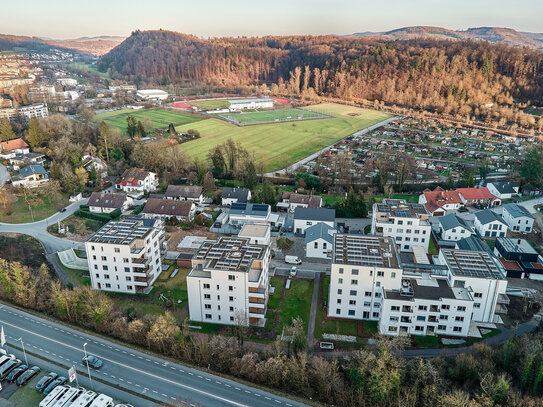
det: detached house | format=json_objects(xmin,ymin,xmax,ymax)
[
  {"xmin": 281, "ymin": 192, "xmax": 322, "ymax": 213},
  {"xmin": 142, "ymin": 198, "xmax": 195, "ymax": 222},
  {"xmin": 11, "ymin": 164, "xmax": 49, "ymax": 188},
  {"xmin": 115, "ymin": 168, "xmax": 158, "ymax": 195},
  {"xmin": 438, "ymin": 213, "xmax": 474, "ymax": 241},
  {"xmin": 457, "ymin": 187, "xmax": 500, "ymax": 207},
  {"xmin": 418, "ymin": 187, "xmax": 462, "ymax": 216},
  {"xmin": 487, "ymin": 182, "xmax": 519, "ymax": 200},
  {"xmin": 88, "ymin": 192, "xmax": 133, "ymax": 214},
  {"xmin": 293, "ymin": 207, "xmax": 335, "ymax": 235},
  {"xmin": 304, "ymin": 223, "xmax": 336, "ymax": 259},
  {"xmin": 473, "ymin": 210, "xmax": 507, "ymax": 238},
  {"xmin": 221, "ymin": 187, "xmax": 251, "ymax": 206},
  {"xmin": 165, "ymin": 185, "xmax": 204, "ymax": 203},
  {"xmin": 0, "ymin": 138, "xmax": 29, "ymax": 155},
  {"xmin": 502, "ymin": 203, "xmax": 534, "ymax": 233}
]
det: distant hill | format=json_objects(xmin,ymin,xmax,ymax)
[{"xmin": 350, "ymin": 26, "xmax": 543, "ymax": 50}]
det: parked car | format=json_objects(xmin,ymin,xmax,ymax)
[
  {"xmin": 6, "ymin": 364, "xmax": 27, "ymax": 382},
  {"xmin": 59, "ymin": 207, "xmax": 67, "ymax": 212},
  {"xmin": 0, "ymin": 358, "xmax": 21, "ymax": 380},
  {"xmin": 17, "ymin": 366, "xmax": 40, "ymax": 385},
  {"xmin": 290, "ymin": 266, "xmax": 297, "ymax": 277},
  {"xmin": 36, "ymin": 372, "xmax": 58, "ymax": 392},
  {"xmin": 82, "ymin": 355, "xmax": 103, "ymax": 369},
  {"xmin": 285, "ymin": 255, "xmax": 302, "ymax": 265},
  {"xmin": 43, "ymin": 376, "xmax": 67, "ymax": 395}
]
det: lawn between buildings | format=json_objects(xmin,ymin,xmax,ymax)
[
  {"xmin": 0, "ymin": 189, "xmax": 69, "ymax": 224},
  {"xmin": 175, "ymin": 103, "xmax": 391, "ymax": 172}
]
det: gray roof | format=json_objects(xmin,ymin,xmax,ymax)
[
  {"xmin": 503, "ymin": 203, "xmax": 534, "ymax": 219},
  {"xmin": 496, "ymin": 237, "xmax": 538, "ymax": 255},
  {"xmin": 305, "ymin": 223, "xmax": 335, "ymax": 245},
  {"xmin": 221, "ymin": 187, "xmax": 250, "ymax": 202},
  {"xmin": 474, "ymin": 209, "xmax": 506, "ymax": 225},
  {"xmin": 19, "ymin": 164, "xmax": 47, "ymax": 177},
  {"xmin": 294, "ymin": 207, "xmax": 335, "ymax": 222},
  {"xmin": 165, "ymin": 185, "xmax": 203, "ymax": 199},
  {"xmin": 88, "ymin": 192, "xmax": 127, "ymax": 209},
  {"xmin": 439, "ymin": 213, "xmax": 470, "ymax": 231},
  {"xmin": 455, "ymin": 236, "xmax": 492, "ymax": 254},
  {"xmin": 490, "ymin": 181, "xmax": 518, "ymax": 194},
  {"xmin": 229, "ymin": 202, "xmax": 270, "ymax": 216}
]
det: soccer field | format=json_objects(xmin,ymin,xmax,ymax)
[
  {"xmin": 217, "ymin": 108, "xmax": 328, "ymax": 125},
  {"xmin": 176, "ymin": 103, "xmax": 391, "ymax": 172},
  {"xmin": 93, "ymin": 108, "xmax": 202, "ymax": 133}
]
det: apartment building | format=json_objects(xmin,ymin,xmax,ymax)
[
  {"xmin": 371, "ymin": 199, "xmax": 431, "ymax": 252},
  {"xmin": 85, "ymin": 217, "xmax": 165, "ymax": 294},
  {"xmin": 328, "ymin": 235, "xmax": 402, "ymax": 321},
  {"xmin": 187, "ymin": 237, "xmax": 271, "ymax": 327}
]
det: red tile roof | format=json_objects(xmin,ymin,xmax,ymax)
[
  {"xmin": 0, "ymin": 138, "xmax": 28, "ymax": 152},
  {"xmin": 498, "ymin": 258, "xmax": 522, "ymax": 271},
  {"xmin": 456, "ymin": 187, "xmax": 497, "ymax": 201},
  {"xmin": 422, "ymin": 188, "xmax": 462, "ymax": 213}
]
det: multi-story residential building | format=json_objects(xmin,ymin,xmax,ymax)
[
  {"xmin": 293, "ymin": 207, "xmax": 335, "ymax": 235},
  {"xmin": 371, "ymin": 199, "xmax": 431, "ymax": 252},
  {"xmin": 502, "ymin": 203, "xmax": 534, "ymax": 233},
  {"xmin": 473, "ymin": 210, "xmax": 507, "ymax": 238},
  {"xmin": 85, "ymin": 217, "xmax": 164, "ymax": 294},
  {"xmin": 438, "ymin": 213, "xmax": 474, "ymax": 241},
  {"xmin": 228, "ymin": 203, "xmax": 271, "ymax": 228},
  {"xmin": 115, "ymin": 168, "xmax": 158, "ymax": 195},
  {"xmin": 328, "ymin": 235, "xmax": 402, "ymax": 321},
  {"xmin": 187, "ymin": 237, "xmax": 271, "ymax": 327}
]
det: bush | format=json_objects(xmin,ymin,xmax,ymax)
[
  {"xmin": 132, "ymin": 204, "xmax": 145, "ymax": 215},
  {"xmin": 75, "ymin": 209, "xmax": 112, "ymax": 223},
  {"xmin": 109, "ymin": 208, "xmax": 122, "ymax": 219}
]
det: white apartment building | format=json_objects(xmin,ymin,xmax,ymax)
[
  {"xmin": 371, "ymin": 199, "xmax": 431, "ymax": 252},
  {"xmin": 187, "ymin": 237, "xmax": 271, "ymax": 327},
  {"xmin": 328, "ymin": 235, "xmax": 403, "ymax": 321},
  {"xmin": 115, "ymin": 168, "xmax": 158, "ymax": 195},
  {"xmin": 85, "ymin": 217, "xmax": 165, "ymax": 294}
]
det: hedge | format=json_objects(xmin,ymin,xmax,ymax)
[
  {"xmin": 75, "ymin": 208, "xmax": 121, "ymax": 222},
  {"xmin": 132, "ymin": 204, "xmax": 145, "ymax": 215}
]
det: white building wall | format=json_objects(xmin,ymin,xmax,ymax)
[
  {"xmin": 371, "ymin": 214, "xmax": 431, "ymax": 252},
  {"xmin": 440, "ymin": 226, "xmax": 473, "ymax": 241},
  {"xmin": 305, "ymin": 238, "xmax": 332, "ymax": 259},
  {"xmin": 294, "ymin": 219, "xmax": 334, "ymax": 235},
  {"xmin": 502, "ymin": 211, "xmax": 534, "ymax": 233},
  {"xmin": 473, "ymin": 218, "xmax": 506, "ymax": 238}
]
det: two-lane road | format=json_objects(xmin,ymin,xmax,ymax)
[{"xmin": 0, "ymin": 303, "xmax": 309, "ymax": 407}]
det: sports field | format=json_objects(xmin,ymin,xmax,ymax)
[
  {"xmin": 190, "ymin": 100, "xmax": 231, "ymax": 110},
  {"xmin": 217, "ymin": 108, "xmax": 328, "ymax": 125},
  {"xmin": 93, "ymin": 108, "xmax": 202, "ymax": 133},
  {"xmin": 176, "ymin": 103, "xmax": 391, "ymax": 172}
]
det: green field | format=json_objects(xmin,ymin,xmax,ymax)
[
  {"xmin": 190, "ymin": 100, "xmax": 231, "ymax": 110},
  {"xmin": 176, "ymin": 103, "xmax": 390, "ymax": 172},
  {"xmin": 218, "ymin": 108, "xmax": 328, "ymax": 125},
  {"xmin": 93, "ymin": 108, "xmax": 203, "ymax": 133}
]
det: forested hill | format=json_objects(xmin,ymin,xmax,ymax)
[{"xmin": 98, "ymin": 30, "xmax": 543, "ymax": 124}]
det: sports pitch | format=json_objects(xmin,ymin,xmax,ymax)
[
  {"xmin": 217, "ymin": 108, "xmax": 328, "ymax": 126},
  {"xmin": 93, "ymin": 108, "xmax": 202, "ymax": 133},
  {"xmin": 176, "ymin": 103, "xmax": 391, "ymax": 172}
]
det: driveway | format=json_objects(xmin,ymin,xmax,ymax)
[{"xmin": 0, "ymin": 164, "xmax": 10, "ymax": 187}]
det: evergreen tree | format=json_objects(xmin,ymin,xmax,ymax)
[
  {"xmin": 26, "ymin": 118, "xmax": 41, "ymax": 148},
  {"xmin": 244, "ymin": 161, "xmax": 257, "ymax": 190},
  {"xmin": 0, "ymin": 119, "xmax": 15, "ymax": 141},
  {"xmin": 520, "ymin": 147, "xmax": 543, "ymax": 186},
  {"xmin": 126, "ymin": 115, "xmax": 137, "ymax": 139}
]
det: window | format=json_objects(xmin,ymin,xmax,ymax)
[
  {"xmin": 229, "ymin": 306, "xmax": 234, "ymax": 311},
  {"xmin": 413, "ymin": 238, "xmax": 419, "ymax": 242},
  {"xmin": 103, "ymin": 265, "xmax": 108, "ymax": 271},
  {"xmin": 373, "ymin": 312, "xmax": 380, "ymax": 318},
  {"xmin": 388, "ymin": 326, "xmax": 398, "ymax": 332},
  {"xmin": 397, "ymin": 220, "xmax": 403, "ymax": 225},
  {"xmin": 457, "ymin": 306, "xmax": 466, "ymax": 312},
  {"xmin": 455, "ymin": 316, "xmax": 464, "ymax": 322},
  {"xmin": 105, "ymin": 283, "xmax": 111, "ymax": 288},
  {"xmin": 407, "ymin": 221, "xmax": 412, "ymax": 225},
  {"xmin": 217, "ymin": 285, "xmax": 220, "ymax": 290},
  {"xmin": 114, "ymin": 248, "xmax": 120, "ymax": 253},
  {"xmin": 123, "ymin": 258, "xmax": 129, "ymax": 263},
  {"xmin": 414, "ymin": 230, "xmax": 420, "ymax": 234},
  {"xmin": 405, "ymin": 237, "xmax": 411, "ymax": 242},
  {"xmin": 95, "ymin": 274, "xmax": 99, "ymax": 278},
  {"xmin": 397, "ymin": 229, "xmax": 404, "ymax": 234},
  {"xmin": 364, "ymin": 301, "xmax": 371, "ymax": 307},
  {"xmin": 92, "ymin": 255, "xmax": 96, "ymax": 260},
  {"xmin": 396, "ymin": 236, "xmax": 402, "ymax": 241},
  {"xmin": 377, "ymin": 271, "xmax": 384, "ymax": 277},
  {"xmin": 348, "ymin": 310, "xmax": 355, "ymax": 316},
  {"xmin": 229, "ymin": 296, "xmax": 234, "ymax": 302},
  {"xmin": 314, "ymin": 242, "xmax": 318, "ymax": 249},
  {"xmin": 91, "ymin": 246, "xmax": 95, "ymax": 251},
  {"xmin": 204, "ymin": 304, "xmax": 211, "ymax": 309},
  {"xmin": 228, "ymin": 286, "xmax": 233, "ymax": 291},
  {"xmin": 349, "ymin": 290, "xmax": 357, "ymax": 296},
  {"xmin": 336, "ymin": 309, "xmax": 341, "ymax": 315},
  {"xmin": 391, "ymin": 272, "xmax": 396, "ymax": 278},
  {"xmin": 205, "ymin": 314, "xmax": 212, "ymax": 319},
  {"xmin": 124, "ymin": 267, "xmax": 130, "ymax": 272},
  {"xmin": 441, "ymin": 304, "xmax": 450, "ymax": 310},
  {"xmin": 203, "ymin": 284, "xmax": 210, "ymax": 289},
  {"xmin": 474, "ymin": 303, "xmax": 481, "ymax": 308},
  {"xmin": 374, "ymin": 303, "xmax": 380, "ymax": 308},
  {"xmin": 415, "ymin": 326, "xmax": 424, "ymax": 331},
  {"xmin": 338, "ymin": 278, "xmax": 343, "ymax": 284},
  {"xmin": 339, "ymin": 268, "xmax": 344, "ymax": 274},
  {"xmin": 453, "ymin": 280, "xmax": 465, "ymax": 288},
  {"xmin": 406, "ymin": 229, "xmax": 412, "ymax": 234},
  {"xmin": 374, "ymin": 292, "xmax": 381, "ymax": 298},
  {"xmin": 337, "ymin": 289, "xmax": 343, "ymax": 295},
  {"xmin": 230, "ymin": 316, "xmax": 234, "ymax": 321},
  {"xmin": 349, "ymin": 300, "xmax": 356, "ymax": 305},
  {"xmin": 204, "ymin": 294, "xmax": 211, "ymax": 300},
  {"xmin": 417, "ymin": 316, "xmax": 426, "ymax": 321},
  {"xmin": 352, "ymin": 269, "xmax": 359, "ymax": 275},
  {"xmin": 391, "ymin": 306, "xmax": 400, "ymax": 311},
  {"xmin": 439, "ymin": 315, "xmax": 448, "ymax": 320},
  {"xmin": 418, "ymin": 305, "xmax": 427, "ymax": 311},
  {"xmin": 127, "ymin": 285, "xmax": 132, "ymax": 290},
  {"xmin": 337, "ymin": 299, "xmax": 342, "ymax": 304},
  {"xmin": 94, "ymin": 265, "xmax": 98, "ymax": 270},
  {"xmin": 228, "ymin": 275, "xmax": 235, "ymax": 281},
  {"xmin": 351, "ymin": 279, "xmax": 358, "ymax": 285},
  {"xmin": 376, "ymin": 282, "xmax": 381, "ymax": 287},
  {"xmin": 101, "ymin": 256, "xmax": 107, "ymax": 261},
  {"xmin": 126, "ymin": 277, "xmax": 131, "ymax": 281},
  {"xmin": 474, "ymin": 292, "xmax": 483, "ymax": 298},
  {"xmin": 104, "ymin": 274, "xmax": 110, "ymax": 279},
  {"xmin": 437, "ymin": 325, "xmax": 446, "ymax": 331},
  {"xmin": 453, "ymin": 326, "xmax": 462, "ymax": 332},
  {"xmin": 365, "ymin": 291, "xmax": 371, "ymax": 297},
  {"xmin": 390, "ymin": 316, "xmax": 399, "ymax": 322}
]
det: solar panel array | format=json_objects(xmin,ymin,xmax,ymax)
[
  {"xmin": 442, "ymin": 249, "xmax": 504, "ymax": 279},
  {"xmin": 195, "ymin": 237, "xmax": 266, "ymax": 272},
  {"xmin": 333, "ymin": 235, "xmax": 399, "ymax": 268},
  {"xmin": 88, "ymin": 218, "xmax": 152, "ymax": 245}
]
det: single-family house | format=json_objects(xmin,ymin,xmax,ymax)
[
  {"xmin": 457, "ymin": 187, "xmax": 500, "ymax": 207},
  {"xmin": 438, "ymin": 213, "xmax": 474, "ymax": 241},
  {"xmin": 165, "ymin": 185, "xmax": 204, "ymax": 203},
  {"xmin": 293, "ymin": 207, "xmax": 335, "ymax": 235},
  {"xmin": 115, "ymin": 168, "xmax": 158, "ymax": 194},
  {"xmin": 221, "ymin": 187, "xmax": 251, "ymax": 206},
  {"xmin": 418, "ymin": 187, "xmax": 462, "ymax": 216},
  {"xmin": 142, "ymin": 198, "xmax": 195, "ymax": 222},
  {"xmin": 82, "ymin": 155, "xmax": 108, "ymax": 180},
  {"xmin": 502, "ymin": 203, "xmax": 534, "ymax": 233},
  {"xmin": 473, "ymin": 210, "xmax": 507, "ymax": 238},
  {"xmin": 487, "ymin": 182, "xmax": 519, "ymax": 200},
  {"xmin": 9, "ymin": 152, "xmax": 46, "ymax": 170},
  {"xmin": 304, "ymin": 223, "xmax": 336, "ymax": 259},
  {"xmin": 281, "ymin": 192, "xmax": 322, "ymax": 212},
  {"xmin": 11, "ymin": 164, "xmax": 49, "ymax": 188},
  {"xmin": 228, "ymin": 203, "xmax": 271, "ymax": 228},
  {"xmin": 0, "ymin": 138, "xmax": 29, "ymax": 154},
  {"xmin": 88, "ymin": 192, "xmax": 133, "ymax": 213}
]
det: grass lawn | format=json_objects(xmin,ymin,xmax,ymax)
[
  {"xmin": 217, "ymin": 108, "xmax": 328, "ymax": 125},
  {"xmin": 485, "ymin": 239, "xmax": 496, "ymax": 250},
  {"xmin": 9, "ymin": 370, "xmax": 45, "ymax": 405},
  {"xmin": 275, "ymin": 279, "xmax": 314, "ymax": 333},
  {"xmin": 190, "ymin": 100, "xmax": 230, "ymax": 110},
  {"xmin": 55, "ymin": 254, "xmax": 91, "ymax": 287},
  {"xmin": 322, "ymin": 275, "xmax": 330, "ymax": 304},
  {"xmin": 176, "ymin": 103, "xmax": 390, "ymax": 172},
  {"xmin": 314, "ymin": 311, "xmax": 358, "ymax": 339},
  {"xmin": 67, "ymin": 62, "xmax": 110, "ymax": 79},
  {"xmin": 267, "ymin": 277, "xmax": 284, "ymax": 310},
  {"xmin": 47, "ymin": 214, "xmax": 106, "ymax": 239},
  {"xmin": 415, "ymin": 335, "xmax": 439, "ymax": 347},
  {"xmin": 157, "ymin": 267, "xmax": 189, "ymax": 305},
  {"xmin": 321, "ymin": 193, "xmax": 342, "ymax": 207},
  {"xmin": 277, "ymin": 238, "xmax": 294, "ymax": 251},
  {"xmin": 428, "ymin": 236, "xmax": 439, "ymax": 255},
  {"xmin": 0, "ymin": 190, "xmax": 69, "ymax": 223},
  {"xmin": 93, "ymin": 108, "xmax": 203, "ymax": 133}
]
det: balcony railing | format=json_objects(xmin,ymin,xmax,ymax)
[
  {"xmin": 497, "ymin": 294, "xmax": 510, "ymax": 305},
  {"xmin": 249, "ymin": 297, "xmax": 266, "ymax": 304}
]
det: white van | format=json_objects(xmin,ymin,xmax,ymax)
[
  {"xmin": 285, "ymin": 255, "xmax": 302, "ymax": 265},
  {"xmin": 89, "ymin": 394, "xmax": 114, "ymax": 407},
  {"xmin": 52, "ymin": 387, "xmax": 84, "ymax": 407},
  {"xmin": 71, "ymin": 391, "xmax": 98, "ymax": 407},
  {"xmin": 39, "ymin": 385, "xmax": 70, "ymax": 407}
]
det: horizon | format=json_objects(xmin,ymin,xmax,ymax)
[{"xmin": 2, "ymin": 0, "xmax": 543, "ymax": 39}]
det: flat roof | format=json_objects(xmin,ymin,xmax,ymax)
[
  {"xmin": 374, "ymin": 199, "xmax": 427, "ymax": 219},
  {"xmin": 333, "ymin": 234, "xmax": 400, "ymax": 269},
  {"xmin": 87, "ymin": 217, "xmax": 155, "ymax": 245},
  {"xmin": 239, "ymin": 223, "xmax": 270, "ymax": 238},
  {"xmin": 441, "ymin": 249, "xmax": 505, "ymax": 280},
  {"xmin": 496, "ymin": 237, "xmax": 538, "ymax": 255},
  {"xmin": 385, "ymin": 278, "xmax": 456, "ymax": 301},
  {"xmin": 193, "ymin": 237, "xmax": 267, "ymax": 273}
]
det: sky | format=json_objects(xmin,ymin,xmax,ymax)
[{"xmin": 2, "ymin": 0, "xmax": 543, "ymax": 39}]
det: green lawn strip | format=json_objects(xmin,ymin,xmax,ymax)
[
  {"xmin": 0, "ymin": 192, "xmax": 69, "ymax": 224},
  {"xmin": 485, "ymin": 239, "xmax": 496, "ymax": 250},
  {"xmin": 276, "ymin": 280, "xmax": 314, "ymax": 333},
  {"xmin": 156, "ymin": 268, "xmax": 189, "ymax": 306},
  {"xmin": 322, "ymin": 275, "xmax": 330, "ymax": 304},
  {"xmin": 267, "ymin": 277, "xmax": 284, "ymax": 310},
  {"xmin": 415, "ymin": 335, "xmax": 439, "ymax": 347},
  {"xmin": 188, "ymin": 321, "xmax": 220, "ymax": 334},
  {"xmin": 93, "ymin": 108, "xmax": 202, "ymax": 133},
  {"xmin": 55, "ymin": 254, "xmax": 91, "ymax": 287},
  {"xmin": 47, "ymin": 214, "xmax": 105, "ymax": 238},
  {"xmin": 176, "ymin": 102, "xmax": 390, "ymax": 172},
  {"xmin": 428, "ymin": 236, "xmax": 439, "ymax": 256},
  {"xmin": 362, "ymin": 320, "xmax": 378, "ymax": 335},
  {"xmin": 8, "ymin": 371, "xmax": 46, "ymax": 405},
  {"xmin": 190, "ymin": 100, "xmax": 230, "ymax": 110}
]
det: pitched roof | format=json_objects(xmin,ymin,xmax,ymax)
[
  {"xmin": 503, "ymin": 203, "xmax": 534, "ymax": 219},
  {"xmin": 422, "ymin": 188, "xmax": 462, "ymax": 210},
  {"xmin": 142, "ymin": 198, "xmax": 194, "ymax": 217},
  {"xmin": 304, "ymin": 223, "xmax": 335, "ymax": 244},
  {"xmin": 438, "ymin": 213, "xmax": 470, "ymax": 231},
  {"xmin": 294, "ymin": 207, "xmax": 335, "ymax": 222},
  {"xmin": 457, "ymin": 187, "xmax": 497, "ymax": 201},
  {"xmin": 283, "ymin": 192, "xmax": 322, "ymax": 208},
  {"xmin": 19, "ymin": 164, "xmax": 47, "ymax": 177},
  {"xmin": 474, "ymin": 209, "xmax": 506, "ymax": 225},
  {"xmin": 116, "ymin": 168, "xmax": 151, "ymax": 186},
  {"xmin": 165, "ymin": 185, "xmax": 203, "ymax": 199},
  {"xmin": 489, "ymin": 181, "xmax": 518, "ymax": 194},
  {"xmin": 0, "ymin": 138, "xmax": 28, "ymax": 151},
  {"xmin": 221, "ymin": 187, "xmax": 250, "ymax": 202},
  {"xmin": 88, "ymin": 192, "xmax": 128, "ymax": 209},
  {"xmin": 455, "ymin": 236, "xmax": 491, "ymax": 253}
]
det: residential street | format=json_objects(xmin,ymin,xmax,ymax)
[
  {"xmin": 0, "ymin": 303, "xmax": 309, "ymax": 407},
  {"xmin": 0, "ymin": 164, "xmax": 10, "ymax": 188}
]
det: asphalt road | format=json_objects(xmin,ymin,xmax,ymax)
[
  {"xmin": 0, "ymin": 303, "xmax": 309, "ymax": 407},
  {"xmin": 0, "ymin": 164, "xmax": 10, "ymax": 188},
  {"xmin": 0, "ymin": 197, "xmax": 87, "ymax": 254}
]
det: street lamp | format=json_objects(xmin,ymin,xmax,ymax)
[
  {"xmin": 83, "ymin": 342, "xmax": 93, "ymax": 389},
  {"xmin": 18, "ymin": 338, "xmax": 28, "ymax": 366}
]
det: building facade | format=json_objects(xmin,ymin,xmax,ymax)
[
  {"xmin": 473, "ymin": 210, "xmax": 507, "ymax": 238},
  {"xmin": 502, "ymin": 203, "xmax": 534, "ymax": 233},
  {"xmin": 115, "ymin": 168, "xmax": 158, "ymax": 194}
]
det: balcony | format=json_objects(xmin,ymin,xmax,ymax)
[
  {"xmin": 134, "ymin": 276, "xmax": 152, "ymax": 287},
  {"xmin": 249, "ymin": 307, "xmax": 266, "ymax": 317},
  {"xmin": 400, "ymin": 316, "xmax": 412, "ymax": 323},
  {"xmin": 132, "ymin": 270, "xmax": 150, "ymax": 278},
  {"xmin": 429, "ymin": 305, "xmax": 440, "ymax": 313},
  {"xmin": 401, "ymin": 306, "xmax": 413, "ymax": 313},
  {"xmin": 497, "ymin": 294, "xmax": 510, "ymax": 305},
  {"xmin": 495, "ymin": 303, "xmax": 508, "ymax": 314},
  {"xmin": 249, "ymin": 297, "xmax": 266, "ymax": 304},
  {"xmin": 132, "ymin": 256, "xmax": 151, "ymax": 267}
]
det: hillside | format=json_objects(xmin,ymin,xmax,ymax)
[
  {"xmin": 45, "ymin": 36, "xmax": 125, "ymax": 55},
  {"xmin": 351, "ymin": 26, "xmax": 543, "ymax": 50}
]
